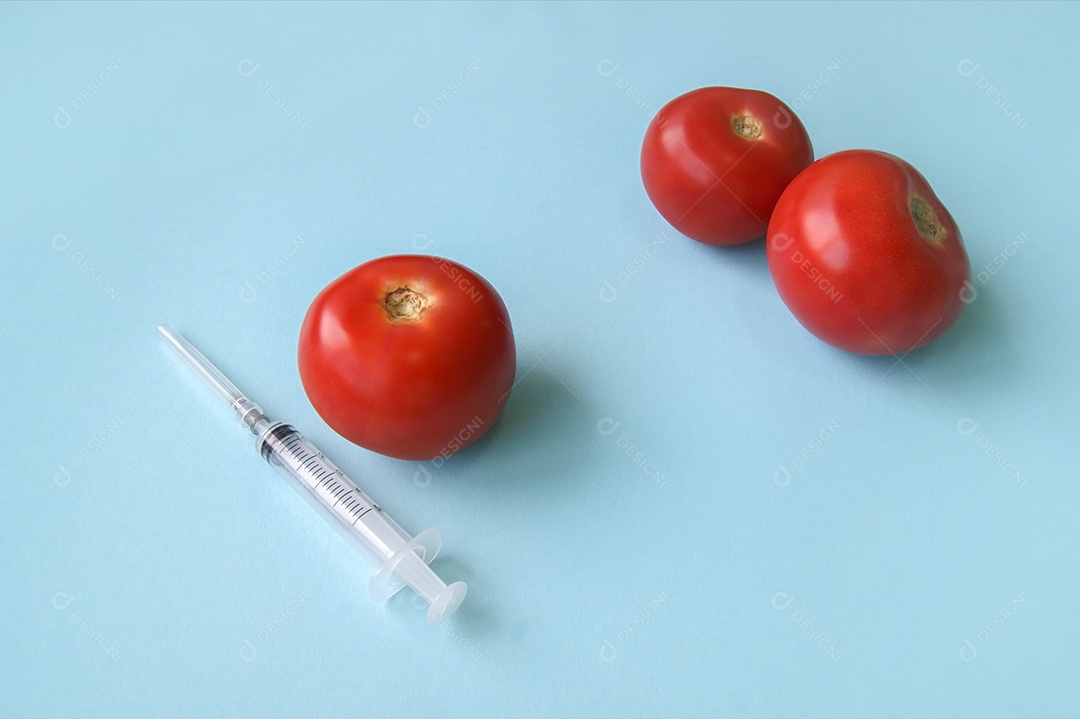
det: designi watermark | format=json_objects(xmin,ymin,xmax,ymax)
[
  {"xmin": 774, "ymin": 417, "xmax": 843, "ymax": 487},
  {"xmin": 411, "ymin": 594, "xmax": 482, "ymax": 660},
  {"xmin": 959, "ymin": 591, "xmax": 1028, "ymax": 662},
  {"xmin": 414, "ymin": 58, "xmax": 483, "ymax": 129},
  {"xmin": 771, "ymin": 591, "xmax": 842, "ymax": 662},
  {"xmin": 770, "ymin": 232, "xmax": 842, "ymax": 303},
  {"xmin": 597, "ymin": 418, "xmax": 666, "ymax": 487},
  {"xmin": 54, "ymin": 416, "xmax": 124, "ymax": 488},
  {"xmin": 52, "ymin": 233, "xmax": 120, "ymax": 301},
  {"xmin": 599, "ymin": 590, "xmax": 669, "ymax": 662},
  {"xmin": 959, "ymin": 232, "xmax": 1028, "ymax": 304},
  {"xmin": 957, "ymin": 418, "xmax": 1026, "ymax": 487},
  {"xmin": 239, "ymin": 592, "xmax": 309, "ymax": 662},
  {"xmin": 414, "ymin": 416, "xmax": 486, "ymax": 487},
  {"xmin": 596, "ymin": 59, "xmax": 660, "ymax": 119},
  {"xmin": 54, "ymin": 58, "xmax": 123, "ymax": 129},
  {"xmin": 789, "ymin": 58, "xmax": 843, "ymax": 112},
  {"xmin": 956, "ymin": 59, "xmax": 1028, "ymax": 129},
  {"xmin": 599, "ymin": 234, "xmax": 668, "ymax": 304},
  {"xmin": 240, "ymin": 233, "xmax": 309, "ymax": 303},
  {"xmin": 51, "ymin": 592, "xmax": 122, "ymax": 662},
  {"xmin": 237, "ymin": 59, "xmax": 308, "ymax": 128}
]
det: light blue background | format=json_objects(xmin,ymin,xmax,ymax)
[{"xmin": 3, "ymin": 1, "xmax": 1078, "ymax": 716}]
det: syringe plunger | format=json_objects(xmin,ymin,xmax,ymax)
[{"xmin": 157, "ymin": 324, "xmax": 467, "ymax": 624}]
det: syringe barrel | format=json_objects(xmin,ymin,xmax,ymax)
[
  {"xmin": 256, "ymin": 423, "xmax": 411, "ymax": 568},
  {"xmin": 158, "ymin": 324, "xmax": 466, "ymax": 622}
]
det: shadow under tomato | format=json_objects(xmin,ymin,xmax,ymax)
[
  {"xmin": 691, "ymin": 231, "xmax": 1014, "ymax": 402},
  {"xmin": 804, "ymin": 278, "xmax": 1013, "ymax": 405},
  {"xmin": 449, "ymin": 361, "xmax": 591, "ymax": 491},
  {"xmin": 380, "ymin": 366, "xmax": 587, "ymax": 641},
  {"xmin": 894, "ymin": 284, "xmax": 1014, "ymax": 397},
  {"xmin": 695, "ymin": 234, "xmax": 771, "ymax": 278}
]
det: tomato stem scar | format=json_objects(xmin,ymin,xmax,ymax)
[
  {"xmin": 910, "ymin": 196, "xmax": 946, "ymax": 243},
  {"xmin": 384, "ymin": 287, "xmax": 429, "ymax": 321},
  {"xmin": 731, "ymin": 114, "xmax": 763, "ymax": 140}
]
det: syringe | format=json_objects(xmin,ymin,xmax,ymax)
[{"xmin": 157, "ymin": 324, "xmax": 467, "ymax": 624}]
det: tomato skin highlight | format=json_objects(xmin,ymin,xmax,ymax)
[
  {"xmin": 298, "ymin": 255, "xmax": 516, "ymax": 461},
  {"xmin": 640, "ymin": 86, "xmax": 814, "ymax": 246},
  {"xmin": 766, "ymin": 150, "xmax": 971, "ymax": 355}
]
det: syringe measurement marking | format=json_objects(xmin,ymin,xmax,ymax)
[
  {"xmin": 157, "ymin": 325, "xmax": 464, "ymax": 623},
  {"xmin": 272, "ymin": 437, "xmax": 375, "ymax": 524}
]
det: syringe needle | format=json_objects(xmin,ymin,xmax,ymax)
[
  {"xmin": 157, "ymin": 323, "xmax": 467, "ymax": 624},
  {"xmin": 157, "ymin": 324, "xmax": 265, "ymax": 430}
]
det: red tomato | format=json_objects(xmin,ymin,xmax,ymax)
[
  {"xmin": 640, "ymin": 86, "xmax": 813, "ymax": 245},
  {"xmin": 298, "ymin": 255, "xmax": 516, "ymax": 461},
  {"xmin": 766, "ymin": 150, "xmax": 971, "ymax": 355}
]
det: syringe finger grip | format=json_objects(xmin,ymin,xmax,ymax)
[
  {"xmin": 368, "ymin": 527, "xmax": 442, "ymax": 602},
  {"xmin": 256, "ymin": 422, "xmax": 467, "ymax": 622}
]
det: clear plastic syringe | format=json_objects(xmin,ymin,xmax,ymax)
[{"xmin": 157, "ymin": 324, "xmax": 467, "ymax": 624}]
